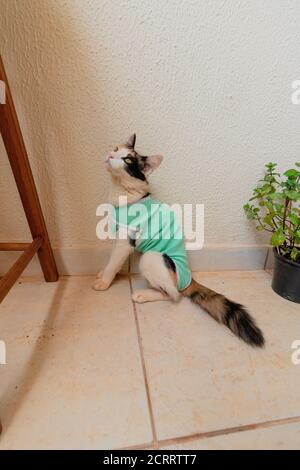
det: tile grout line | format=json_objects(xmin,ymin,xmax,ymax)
[
  {"xmin": 157, "ymin": 415, "xmax": 300, "ymax": 448},
  {"xmin": 118, "ymin": 441, "xmax": 155, "ymax": 451},
  {"xmin": 128, "ymin": 271, "xmax": 158, "ymax": 449},
  {"xmin": 121, "ymin": 414, "xmax": 300, "ymax": 450}
]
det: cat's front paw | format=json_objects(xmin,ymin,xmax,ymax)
[{"xmin": 93, "ymin": 276, "xmax": 111, "ymax": 291}]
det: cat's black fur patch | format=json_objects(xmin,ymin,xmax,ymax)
[
  {"xmin": 127, "ymin": 133, "xmax": 136, "ymax": 149},
  {"xmin": 224, "ymin": 299, "xmax": 265, "ymax": 347},
  {"xmin": 163, "ymin": 254, "xmax": 176, "ymax": 272},
  {"xmin": 123, "ymin": 154, "xmax": 146, "ymax": 181},
  {"xmin": 129, "ymin": 236, "xmax": 136, "ymax": 247}
]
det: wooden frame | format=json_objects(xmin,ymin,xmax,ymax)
[
  {"xmin": 0, "ymin": 54, "xmax": 58, "ymax": 297},
  {"xmin": 0, "ymin": 55, "xmax": 59, "ymax": 433}
]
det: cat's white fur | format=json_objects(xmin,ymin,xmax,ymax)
[
  {"xmin": 107, "ymin": 171, "xmax": 150, "ymax": 207},
  {"xmin": 93, "ymin": 136, "xmax": 265, "ymax": 348},
  {"xmin": 139, "ymin": 252, "xmax": 179, "ymax": 301},
  {"xmin": 93, "ymin": 136, "xmax": 177, "ymax": 302}
]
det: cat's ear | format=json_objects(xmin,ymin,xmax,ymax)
[
  {"xmin": 126, "ymin": 133, "xmax": 136, "ymax": 149},
  {"xmin": 143, "ymin": 155, "xmax": 163, "ymax": 175}
]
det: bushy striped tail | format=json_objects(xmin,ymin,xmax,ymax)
[{"xmin": 182, "ymin": 279, "xmax": 265, "ymax": 347}]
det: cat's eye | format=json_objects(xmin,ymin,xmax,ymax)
[{"xmin": 124, "ymin": 157, "xmax": 132, "ymax": 164}]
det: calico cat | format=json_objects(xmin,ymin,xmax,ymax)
[{"xmin": 94, "ymin": 134, "xmax": 264, "ymax": 347}]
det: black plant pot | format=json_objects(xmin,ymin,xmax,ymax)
[{"xmin": 272, "ymin": 249, "xmax": 300, "ymax": 303}]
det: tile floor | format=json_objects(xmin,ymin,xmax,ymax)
[{"xmin": 0, "ymin": 271, "xmax": 299, "ymax": 449}]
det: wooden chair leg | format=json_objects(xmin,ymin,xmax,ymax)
[
  {"xmin": 0, "ymin": 55, "xmax": 58, "ymax": 282},
  {"xmin": 0, "ymin": 238, "xmax": 43, "ymax": 303}
]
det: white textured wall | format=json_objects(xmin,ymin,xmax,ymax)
[{"xmin": 1, "ymin": 0, "xmax": 300, "ymax": 253}]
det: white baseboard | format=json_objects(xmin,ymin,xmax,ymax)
[{"xmin": 0, "ymin": 244, "xmax": 269, "ymax": 277}]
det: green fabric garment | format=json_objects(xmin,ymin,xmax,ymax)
[{"xmin": 112, "ymin": 197, "xmax": 192, "ymax": 291}]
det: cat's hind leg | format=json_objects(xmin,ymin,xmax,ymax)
[
  {"xmin": 132, "ymin": 251, "xmax": 180, "ymax": 303},
  {"xmin": 132, "ymin": 289, "xmax": 170, "ymax": 303}
]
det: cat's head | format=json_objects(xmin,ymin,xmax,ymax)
[{"xmin": 105, "ymin": 134, "xmax": 163, "ymax": 182}]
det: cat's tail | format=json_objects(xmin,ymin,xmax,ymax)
[{"xmin": 182, "ymin": 279, "xmax": 265, "ymax": 347}]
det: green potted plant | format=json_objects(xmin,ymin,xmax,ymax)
[{"xmin": 244, "ymin": 162, "xmax": 300, "ymax": 303}]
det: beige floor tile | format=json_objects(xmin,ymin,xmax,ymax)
[
  {"xmin": 1, "ymin": 270, "xmax": 299, "ymax": 449},
  {"xmin": 0, "ymin": 276, "xmax": 152, "ymax": 449},
  {"xmin": 161, "ymin": 421, "xmax": 300, "ymax": 450},
  {"xmin": 132, "ymin": 271, "xmax": 300, "ymax": 440}
]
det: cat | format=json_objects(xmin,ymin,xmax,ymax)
[{"xmin": 94, "ymin": 134, "xmax": 265, "ymax": 347}]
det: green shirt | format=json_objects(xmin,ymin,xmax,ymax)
[{"xmin": 112, "ymin": 197, "xmax": 192, "ymax": 291}]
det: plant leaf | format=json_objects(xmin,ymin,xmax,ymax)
[
  {"xmin": 285, "ymin": 190, "xmax": 300, "ymax": 201},
  {"xmin": 263, "ymin": 214, "xmax": 274, "ymax": 227},
  {"xmin": 265, "ymin": 162, "xmax": 277, "ymax": 170},
  {"xmin": 270, "ymin": 230, "xmax": 286, "ymax": 247},
  {"xmin": 268, "ymin": 192, "xmax": 284, "ymax": 200},
  {"xmin": 288, "ymin": 213, "xmax": 300, "ymax": 226},
  {"xmin": 295, "ymin": 230, "xmax": 300, "ymax": 243},
  {"xmin": 284, "ymin": 169, "xmax": 300, "ymax": 178},
  {"xmin": 291, "ymin": 247, "xmax": 299, "ymax": 262}
]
